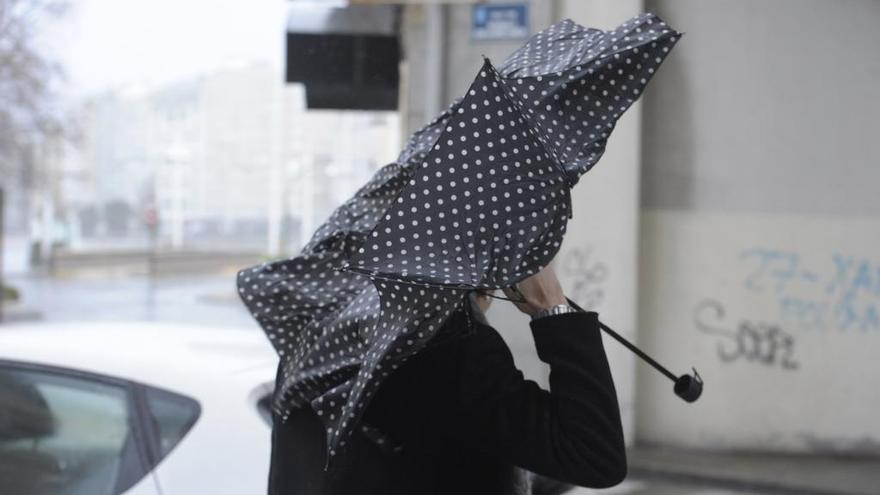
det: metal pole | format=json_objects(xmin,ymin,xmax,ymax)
[
  {"xmin": 566, "ymin": 298, "xmax": 678, "ymax": 383},
  {"xmin": 423, "ymin": 3, "xmax": 446, "ymax": 121},
  {"xmin": 0, "ymin": 187, "xmax": 4, "ymax": 323},
  {"xmin": 597, "ymin": 321, "xmax": 678, "ymax": 382}
]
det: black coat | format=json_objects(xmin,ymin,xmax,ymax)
[{"xmin": 267, "ymin": 309, "xmax": 627, "ymax": 495}]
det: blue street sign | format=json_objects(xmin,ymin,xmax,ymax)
[{"xmin": 471, "ymin": 4, "xmax": 529, "ymax": 41}]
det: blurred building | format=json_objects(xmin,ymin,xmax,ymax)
[
  {"xmin": 150, "ymin": 63, "xmax": 281, "ymax": 249},
  {"xmin": 79, "ymin": 87, "xmax": 152, "ymax": 235},
  {"xmin": 289, "ymin": 108, "xmax": 400, "ymax": 245},
  {"xmin": 73, "ymin": 62, "xmax": 399, "ymax": 253}
]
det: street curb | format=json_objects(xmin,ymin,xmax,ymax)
[
  {"xmin": 627, "ymin": 447, "xmax": 880, "ymax": 495},
  {"xmin": 628, "ymin": 464, "xmax": 847, "ymax": 495}
]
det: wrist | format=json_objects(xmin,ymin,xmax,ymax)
[
  {"xmin": 530, "ymin": 303, "xmax": 578, "ymax": 320},
  {"xmin": 529, "ymin": 295, "xmax": 567, "ymax": 314}
]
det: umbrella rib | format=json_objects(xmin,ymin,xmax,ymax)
[{"xmin": 487, "ymin": 59, "xmax": 573, "ymax": 188}]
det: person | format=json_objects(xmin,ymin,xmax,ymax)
[{"xmin": 267, "ymin": 263, "xmax": 627, "ymax": 494}]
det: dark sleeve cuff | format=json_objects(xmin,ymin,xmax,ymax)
[{"xmin": 529, "ymin": 311, "xmax": 602, "ymax": 364}]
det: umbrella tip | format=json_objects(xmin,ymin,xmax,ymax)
[{"xmin": 673, "ymin": 367, "xmax": 703, "ymax": 403}]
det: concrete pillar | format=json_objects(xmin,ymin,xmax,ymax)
[
  {"xmin": 552, "ymin": 0, "xmax": 646, "ymax": 446},
  {"xmin": 423, "ymin": 4, "xmax": 446, "ymax": 121}
]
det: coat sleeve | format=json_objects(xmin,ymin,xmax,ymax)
[{"xmin": 449, "ymin": 311, "xmax": 627, "ymax": 488}]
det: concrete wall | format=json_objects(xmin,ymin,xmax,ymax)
[{"xmin": 637, "ymin": 0, "xmax": 880, "ymax": 455}]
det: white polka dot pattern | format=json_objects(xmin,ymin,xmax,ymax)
[
  {"xmin": 236, "ymin": 12, "xmax": 682, "ymax": 467},
  {"xmin": 498, "ymin": 13, "xmax": 681, "ymax": 184},
  {"xmin": 235, "ymin": 161, "xmax": 470, "ymax": 462},
  {"xmin": 497, "ymin": 18, "xmax": 606, "ymax": 78},
  {"xmin": 345, "ymin": 60, "xmax": 570, "ymax": 289}
]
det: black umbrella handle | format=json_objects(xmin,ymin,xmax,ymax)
[{"xmin": 565, "ymin": 298, "xmax": 703, "ymax": 403}]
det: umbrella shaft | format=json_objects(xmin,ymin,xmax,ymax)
[{"xmin": 565, "ymin": 299, "xmax": 678, "ymax": 383}]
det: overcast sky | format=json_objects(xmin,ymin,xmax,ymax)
[{"xmin": 41, "ymin": 0, "xmax": 288, "ymax": 99}]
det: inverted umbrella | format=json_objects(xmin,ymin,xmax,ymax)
[{"xmin": 237, "ymin": 12, "xmax": 698, "ymax": 466}]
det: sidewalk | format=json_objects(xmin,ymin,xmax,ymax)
[
  {"xmin": 0, "ymin": 301, "xmax": 42, "ymax": 322},
  {"xmin": 627, "ymin": 446, "xmax": 880, "ymax": 495}
]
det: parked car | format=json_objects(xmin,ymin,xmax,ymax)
[{"xmin": 0, "ymin": 322, "xmax": 278, "ymax": 494}]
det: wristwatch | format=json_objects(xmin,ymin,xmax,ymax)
[{"xmin": 531, "ymin": 303, "xmax": 579, "ymax": 321}]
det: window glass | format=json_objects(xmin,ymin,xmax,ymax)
[
  {"xmin": 143, "ymin": 387, "xmax": 200, "ymax": 458},
  {"xmin": 0, "ymin": 367, "xmax": 138, "ymax": 495}
]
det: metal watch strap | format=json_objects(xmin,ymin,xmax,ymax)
[{"xmin": 531, "ymin": 303, "xmax": 578, "ymax": 321}]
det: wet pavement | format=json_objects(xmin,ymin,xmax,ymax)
[
  {"xmin": 573, "ymin": 478, "xmax": 766, "ymax": 494},
  {"xmin": 3, "ymin": 271, "xmax": 256, "ymax": 328}
]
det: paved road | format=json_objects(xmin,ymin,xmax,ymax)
[{"xmin": 4, "ymin": 271, "xmax": 257, "ymax": 328}]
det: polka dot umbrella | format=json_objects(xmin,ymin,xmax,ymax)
[{"xmin": 237, "ymin": 12, "xmax": 692, "ymax": 467}]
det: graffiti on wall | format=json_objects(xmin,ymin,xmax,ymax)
[
  {"xmin": 694, "ymin": 299, "xmax": 800, "ymax": 370},
  {"xmin": 561, "ymin": 247, "xmax": 608, "ymax": 310},
  {"xmin": 739, "ymin": 248, "xmax": 880, "ymax": 332}
]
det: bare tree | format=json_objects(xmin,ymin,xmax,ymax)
[{"xmin": 0, "ymin": 0, "xmax": 70, "ymax": 177}]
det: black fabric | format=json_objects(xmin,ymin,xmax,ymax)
[{"xmin": 268, "ymin": 311, "xmax": 626, "ymax": 494}]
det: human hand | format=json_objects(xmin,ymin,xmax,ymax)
[
  {"xmin": 473, "ymin": 290, "xmax": 494, "ymax": 313},
  {"xmin": 502, "ymin": 264, "xmax": 567, "ymax": 317}
]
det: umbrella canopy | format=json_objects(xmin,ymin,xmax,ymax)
[{"xmin": 237, "ymin": 12, "xmax": 682, "ymax": 464}]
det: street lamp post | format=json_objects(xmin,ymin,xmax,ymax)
[{"xmin": 0, "ymin": 187, "xmax": 4, "ymax": 323}]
